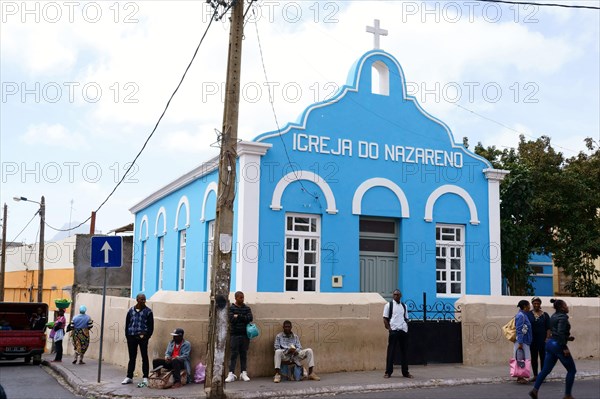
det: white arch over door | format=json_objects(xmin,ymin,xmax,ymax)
[
  {"xmin": 138, "ymin": 215, "xmax": 149, "ymax": 240},
  {"xmin": 424, "ymin": 185, "xmax": 479, "ymax": 225},
  {"xmin": 155, "ymin": 206, "xmax": 167, "ymax": 236},
  {"xmin": 201, "ymin": 182, "xmax": 218, "ymax": 222},
  {"xmin": 352, "ymin": 177, "xmax": 409, "ymax": 217},
  {"xmin": 270, "ymin": 171, "xmax": 338, "ymax": 214},
  {"xmin": 174, "ymin": 195, "xmax": 190, "ymax": 230}
]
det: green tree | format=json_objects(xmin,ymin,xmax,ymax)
[{"xmin": 470, "ymin": 135, "xmax": 600, "ymax": 297}]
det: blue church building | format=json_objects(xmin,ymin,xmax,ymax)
[{"xmin": 129, "ymin": 45, "xmax": 509, "ymax": 304}]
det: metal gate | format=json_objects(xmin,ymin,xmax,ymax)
[{"xmin": 394, "ymin": 292, "xmax": 463, "ymax": 365}]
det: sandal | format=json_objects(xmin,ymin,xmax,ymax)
[{"xmin": 383, "ymin": 373, "xmax": 391, "ymax": 378}]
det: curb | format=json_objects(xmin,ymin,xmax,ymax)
[{"xmin": 44, "ymin": 360, "xmax": 600, "ymax": 399}]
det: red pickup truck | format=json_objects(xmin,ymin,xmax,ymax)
[{"xmin": 0, "ymin": 302, "xmax": 48, "ymax": 365}]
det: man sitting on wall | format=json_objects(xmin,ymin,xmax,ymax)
[
  {"xmin": 273, "ymin": 320, "xmax": 320, "ymax": 383},
  {"xmin": 152, "ymin": 328, "xmax": 191, "ymax": 388}
]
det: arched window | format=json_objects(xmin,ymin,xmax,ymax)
[{"xmin": 371, "ymin": 61, "xmax": 389, "ymax": 96}]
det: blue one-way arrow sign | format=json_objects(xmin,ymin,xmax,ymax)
[{"xmin": 91, "ymin": 236, "xmax": 123, "ymax": 268}]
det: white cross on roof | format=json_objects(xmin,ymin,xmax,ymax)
[{"xmin": 366, "ymin": 19, "xmax": 388, "ymax": 50}]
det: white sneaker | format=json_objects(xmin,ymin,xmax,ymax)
[
  {"xmin": 240, "ymin": 371, "xmax": 250, "ymax": 382},
  {"xmin": 142, "ymin": 378, "xmax": 148, "ymax": 385},
  {"xmin": 225, "ymin": 372, "xmax": 237, "ymax": 383},
  {"xmin": 121, "ymin": 377, "xmax": 133, "ymax": 384}
]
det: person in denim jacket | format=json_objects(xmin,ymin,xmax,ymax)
[{"xmin": 515, "ymin": 299, "xmax": 533, "ymax": 384}]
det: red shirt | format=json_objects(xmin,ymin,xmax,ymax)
[{"xmin": 172, "ymin": 343, "xmax": 181, "ymax": 358}]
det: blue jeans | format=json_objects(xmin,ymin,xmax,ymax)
[{"xmin": 534, "ymin": 338, "xmax": 577, "ymax": 395}]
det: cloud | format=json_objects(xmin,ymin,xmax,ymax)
[{"xmin": 21, "ymin": 123, "xmax": 90, "ymax": 150}]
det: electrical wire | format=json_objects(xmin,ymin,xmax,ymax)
[
  {"xmin": 7, "ymin": 211, "xmax": 39, "ymax": 245},
  {"xmin": 252, "ymin": 15, "xmax": 323, "ymax": 210},
  {"xmin": 475, "ymin": 0, "xmax": 600, "ymax": 10},
  {"xmin": 45, "ymin": 7, "xmax": 220, "ymax": 233}
]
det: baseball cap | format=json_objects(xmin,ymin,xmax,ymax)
[{"xmin": 170, "ymin": 328, "xmax": 184, "ymax": 336}]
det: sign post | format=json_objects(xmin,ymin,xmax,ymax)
[{"xmin": 91, "ymin": 236, "xmax": 123, "ymax": 383}]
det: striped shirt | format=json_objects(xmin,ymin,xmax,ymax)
[{"xmin": 274, "ymin": 332, "xmax": 303, "ymax": 352}]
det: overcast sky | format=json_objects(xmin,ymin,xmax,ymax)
[{"xmin": 1, "ymin": 0, "xmax": 599, "ymax": 244}]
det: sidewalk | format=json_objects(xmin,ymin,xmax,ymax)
[{"xmin": 43, "ymin": 355, "xmax": 600, "ymax": 399}]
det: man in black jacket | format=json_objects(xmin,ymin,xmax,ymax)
[{"xmin": 225, "ymin": 291, "xmax": 253, "ymax": 382}]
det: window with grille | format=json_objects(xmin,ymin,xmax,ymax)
[
  {"xmin": 158, "ymin": 236, "xmax": 164, "ymax": 291},
  {"xmin": 206, "ymin": 221, "xmax": 215, "ymax": 291},
  {"xmin": 141, "ymin": 240, "xmax": 147, "ymax": 291},
  {"xmin": 285, "ymin": 214, "xmax": 320, "ymax": 292},
  {"xmin": 435, "ymin": 225, "xmax": 464, "ymax": 296},
  {"xmin": 178, "ymin": 229, "xmax": 187, "ymax": 291}
]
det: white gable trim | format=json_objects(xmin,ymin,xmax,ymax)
[
  {"xmin": 352, "ymin": 177, "xmax": 409, "ymax": 217},
  {"xmin": 270, "ymin": 170, "xmax": 338, "ymax": 215},
  {"xmin": 424, "ymin": 185, "xmax": 479, "ymax": 225}
]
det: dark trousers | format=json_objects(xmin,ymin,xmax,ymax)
[
  {"xmin": 385, "ymin": 330, "xmax": 409, "ymax": 376},
  {"xmin": 54, "ymin": 340, "xmax": 63, "ymax": 361},
  {"xmin": 530, "ymin": 338, "xmax": 546, "ymax": 376},
  {"xmin": 534, "ymin": 339, "xmax": 577, "ymax": 396},
  {"xmin": 229, "ymin": 335, "xmax": 249, "ymax": 373},
  {"xmin": 126, "ymin": 335, "xmax": 150, "ymax": 379},
  {"xmin": 153, "ymin": 358, "xmax": 184, "ymax": 383}
]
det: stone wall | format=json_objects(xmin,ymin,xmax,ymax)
[
  {"xmin": 70, "ymin": 292, "xmax": 388, "ymax": 377},
  {"xmin": 457, "ymin": 295, "xmax": 600, "ymax": 366}
]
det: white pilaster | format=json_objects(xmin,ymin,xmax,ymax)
[
  {"xmin": 235, "ymin": 141, "xmax": 272, "ymax": 293},
  {"xmin": 484, "ymin": 168, "xmax": 509, "ymax": 295}
]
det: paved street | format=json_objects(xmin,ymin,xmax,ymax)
[
  {"xmin": 0, "ymin": 360, "xmax": 82, "ymax": 399},
  {"xmin": 329, "ymin": 378, "xmax": 600, "ymax": 399}
]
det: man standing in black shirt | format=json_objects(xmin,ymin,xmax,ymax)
[{"xmin": 225, "ymin": 291, "xmax": 253, "ymax": 382}]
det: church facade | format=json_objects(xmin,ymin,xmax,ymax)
[{"xmin": 129, "ymin": 48, "xmax": 508, "ymax": 304}]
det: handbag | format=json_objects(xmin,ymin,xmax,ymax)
[
  {"xmin": 502, "ymin": 317, "xmax": 516, "ymax": 342},
  {"xmin": 246, "ymin": 322, "xmax": 260, "ymax": 339},
  {"xmin": 509, "ymin": 348, "xmax": 531, "ymax": 378}
]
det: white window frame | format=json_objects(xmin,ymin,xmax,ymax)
[
  {"xmin": 284, "ymin": 213, "xmax": 320, "ymax": 293},
  {"xmin": 158, "ymin": 236, "xmax": 165, "ymax": 291},
  {"xmin": 206, "ymin": 220, "xmax": 215, "ymax": 292},
  {"xmin": 141, "ymin": 239, "xmax": 147, "ymax": 291},
  {"xmin": 435, "ymin": 224, "xmax": 465, "ymax": 297},
  {"xmin": 178, "ymin": 229, "xmax": 187, "ymax": 291}
]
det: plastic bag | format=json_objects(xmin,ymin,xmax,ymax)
[
  {"xmin": 194, "ymin": 362, "xmax": 206, "ymax": 384},
  {"xmin": 246, "ymin": 322, "xmax": 260, "ymax": 339}
]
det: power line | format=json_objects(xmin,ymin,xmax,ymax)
[
  {"xmin": 476, "ymin": 0, "xmax": 600, "ymax": 10},
  {"xmin": 7, "ymin": 211, "xmax": 38, "ymax": 244},
  {"xmin": 45, "ymin": 9, "xmax": 219, "ymax": 233},
  {"xmin": 252, "ymin": 16, "xmax": 323, "ymax": 210}
]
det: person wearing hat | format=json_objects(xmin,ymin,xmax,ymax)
[
  {"xmin": 526, "ymin": 297, "xmax": 550, "ymax": 380},
  {"xmin": 69, "ymin": 305, "xmax": 94, "ymax": 364},
  {"xmin": 152, "ymin": 328, "xmax": 192, "ymax": 388}
]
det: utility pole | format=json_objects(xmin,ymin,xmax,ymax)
[
  {"xmin": 0, "ymin": 203, "xmax": 7, "ymax": 301},
  {"xmin": 205, "ymin": 1, "xmax": 244, "ymax": 398},
  {"xmin": 37, "ymin": 196, "xmax": 45, "ymax": 303}
]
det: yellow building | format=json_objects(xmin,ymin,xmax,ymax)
[{"xmin": 3, "ymin": 236, "xmax": 74, "ymax": 309}]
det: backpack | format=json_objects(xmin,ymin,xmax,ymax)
[
  {"xmin": 388, "ymin": 300, "xmax": 409, "ymax": 323},
  {"xmin": 502, "ymin": 317, "xmax": 516, "ymax": 342}
]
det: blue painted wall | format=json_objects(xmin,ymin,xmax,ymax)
[{"xmin": 131, "ymin": 50, "xmax": 498, "ymax": 305}]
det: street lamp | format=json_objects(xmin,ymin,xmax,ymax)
[{"xmin": 13, "ymin": 196, "xmax": 45, "ymax": 303}]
